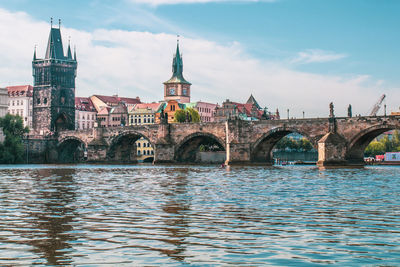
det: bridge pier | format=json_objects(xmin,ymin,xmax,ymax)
[
  {"xmin": 225, "ymin": 142, "xmax": 261, "ymax": 165},
  {"xmin": 153, "ymin": 143, "xmax": 175, "ymax": 164},
  {"xmin": 317, "ymin": 132, "xmax": 351, "ymax": 168},
  {"xmin": 86, "ymin": 143, "xmax": 108, "ymax": 162}
]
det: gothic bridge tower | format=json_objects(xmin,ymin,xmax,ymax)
[
  {"xmin": 163, "ymin": 38, "xmax": 191, "ymax": 103},
  {"xmin": 32, "ymin": 20, "xmax": 77, "ymax": 134}
]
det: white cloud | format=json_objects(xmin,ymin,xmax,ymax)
[
  {"xmin": 129, "ymin": 0, "xmax": 276, "ymax": 6},
  {"xmin": 291, "ymin": 49, "xmax": 347, "ymax": 64},
  {"xmin": 0, "ymin": 8, "xmax": 397, "ymax": 118}
]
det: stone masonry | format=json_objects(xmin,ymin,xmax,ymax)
[{"xmin": 54, "ymin": 115, "xmax": 400, "ymax": 167}]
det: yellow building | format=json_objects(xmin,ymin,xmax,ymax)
[{"xmin": 129, "ymin": 103, "xmax": 162, "ymax": 162}]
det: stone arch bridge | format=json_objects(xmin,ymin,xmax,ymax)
[{"xmin": 57, "ymin": 115, "xmax": 400, "ymax": 167}]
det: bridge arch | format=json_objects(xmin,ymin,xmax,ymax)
[
  {"xmin": 58, "ymin": 136, "xmax": 87, "ymax": 163},
  {"xmin": 107, "ymin": 131, "xmax": 154, "ymax": 163},
  {"xmin": 345, "ymin": 124, "xmax": 398, "ymax": 164},
  {"xmin": 251, "ymin": 126, "xmax": 317, "ymax": 164},
  {"xmin": 175, "ymin": 132, "xmax": 225, "ymax": 163}
]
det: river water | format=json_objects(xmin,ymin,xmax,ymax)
[{"xmin": 0, "ymin": 165, "xmax": 399, "ymax": 266}]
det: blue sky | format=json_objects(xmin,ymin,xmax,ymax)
[{"xmin": 0, "ymin": 0, "xmax": 399, "ymax": 116}]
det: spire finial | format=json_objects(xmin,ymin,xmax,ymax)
[
  {"xmin": 177, "ymin": 34, "xmax": 180, "ymax": 45},
  {"xmin": 59, "ymin": 19, "xmax": 61, "ymax": 29},
  {"xmin": 33, "ymin": 45, "xmax": 37, "ymax": 60},
  {"xmin": 50, "ymin": 17, "xmax": 53, "ymax": 27}
]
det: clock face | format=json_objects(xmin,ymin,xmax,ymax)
[
  {"xmin": 169, "ymin": 88, "xmax": 176, "ymax": 95},
  {"xmin": 183, "ymin": 89, "xmax": 187, "ymax": 95}
]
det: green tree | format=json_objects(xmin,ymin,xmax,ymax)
[
  {"xmin": 0, "ymin": 114, "xmax": 29, "ymax": 164},
  {"xmin": 187, "ymin": 108, "xmax": 200, "ymax": 123},
  {"xmin": 364, "ymin": 140, "xmax": 386, "ymax": 157},
  {"xmin": 392, "ymin": 130, "xmax": 400, "ymax": 150},
  {"xmin": 173, "ymin": 108, "xmax": 201, "ymax": 123},
  {"xmin": 299, "ymin": 138, "xmax": 313, "ymax": 151},
  {"xmin": 173, "ymin": 109, "xmax": 186, "ymax": 123}
]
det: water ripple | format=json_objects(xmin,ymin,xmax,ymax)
[{"xmin": 0, "ymin": 165, "xmax": 399, "ymax": 266}]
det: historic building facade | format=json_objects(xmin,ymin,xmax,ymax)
[
  {"xmin": 0, "ymin": 87, "xmax": 7, "ymax": 118},
  {"xmin": 32, "ymin": 24, "xmax": 77, "ymax": 134},
  {"xmin": 213, "ymin": 94, "xmax": 278, "ymax": 122},
  {"xmin": 128, "ymin": 103, "xmax": 161, "ymax": 162},
  {"xmin": 163, "ymin": 41, "xmax": 191, "ymax": 103},
  {"xmin": 7, "ymin": 85, "xmax": 33, "ymax": 128},
  {"xmin": 185, "ymin": 101, "xmax": 217, "ymax": 123},
  {"xmin": 75, "ymin": 97, "xmax": 97, "ymax": 130}
]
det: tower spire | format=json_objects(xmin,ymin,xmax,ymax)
[
  {"xmin": 74, "ymin": 45, "xmax": 77, "ymax": 61},
  {"xmin": 45, "ymin": 20, "xmax": 65, "ymax": 59},
  {"xmin": 67, "ymin": 37, "xmax": 72, "ymax": 59},
  {"xmin": 33, "ymin": 45, "xmax": 37, "ymax": 61},
  {"xmin": 173, "ymin": 35, "xmax": 183, "ymax": 76},
  {"xmin": 50, "ymin": 17, "xmax": 53, "ymax": 28}
]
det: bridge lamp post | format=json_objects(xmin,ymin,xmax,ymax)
[
  {"xmin": 287, "ymin": 109, "xmax": 289, "ymax": 120},
  {"xmin": 303, "ymin": 111, "xmax": 305, "ymax": 119}
]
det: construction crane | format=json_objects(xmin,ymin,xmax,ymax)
[{"xmin": 369, "ymin": 94, "xmax": 386, "ymax": 116}]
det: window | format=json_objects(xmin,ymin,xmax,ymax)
[
  {"xmin": 12, "ymin": 101, "xmax": 15, "ymax": 106},
  {"xmin": 43, "ymin": 98, "xmax": 47, "ymax": 104},
  {"xmin": 137, "ymin": 143, "xmax": 141, "ymax": 147},
  {"xmin": 137, "ymin": 151, "xmax": 141, "ymax": 155},
  {"xmin": 37, "ymin": 98, "xmax": 40, "ymax": 105}
]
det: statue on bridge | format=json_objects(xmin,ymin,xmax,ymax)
[
  {"xmin": 348, "ymin": 104, "xmax": 352, "ymax": 118},
  {"xmin": 160, "ymin": 107, "xmax": 168, "ymax": 124}
]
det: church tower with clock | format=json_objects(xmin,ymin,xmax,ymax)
[{"xmin": 163, "ymin": 39, "xmax": 191, "ymax": 103}]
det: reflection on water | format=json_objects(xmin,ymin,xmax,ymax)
[{"xmin": 0, "ymin": 165, "xmax": 399, "ymax": 266}]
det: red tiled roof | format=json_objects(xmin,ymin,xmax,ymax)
[
  {"xmin": 225, "ymin": 101, "xmax": 263, "ymax": 119},
  {"xmin": 75, "ymin": 97, "xmax": 96, "ymax": 112},
  {"xmin": 7, "ymin": 85, "xmax": 33, "ymax": 97},
  {"xmin": 98, "ymin": 107, "xmax": 112, "ymax": 115},
  {"xmin": 93, "ymin": 95, "xmax": 141, "ymax": 105},
  {"xmin": 132, "ymin": 102, "xmax": 162, "ymax": 111}
]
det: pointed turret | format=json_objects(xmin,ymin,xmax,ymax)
[
  {"xmin": 74, "ymin": 46, "xmax": 77, "ymax": 61},
  {"xmin": 45, "ymin": 26, "xmax": 65, "ymax": 60},
  {"xmin": 163, "ymin": 36, "xmax": 191, "ymax": 103},
  {"xmin": 164, "ymin": 38, "xmax": 191, "ymax": 85},
  {"xmin": 67, "ymin": 40, "xmax": 73, "ymax": 60},
  {"xmin": 33, "ymin": 46, "xmax": 37, "ymax": 61}
]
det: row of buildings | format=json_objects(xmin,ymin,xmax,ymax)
[{"xmin": 3, "ymin": 22, "xmax": 277, "ymax": 161}]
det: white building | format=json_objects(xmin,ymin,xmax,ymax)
[
  {"xmin": 0, "ymin": 87, "xmax": 8, "ymax": 118},
  {"xmin": 7, "ymin": 85, "xmax": 33, "ymax": 128},
  {"xmin": 75, "ymin": 97, "xmax": 97, "ymax": 130},
  {"xmin": 0, "ymin": 87, "xmax": 8, "ymax": 142}
]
